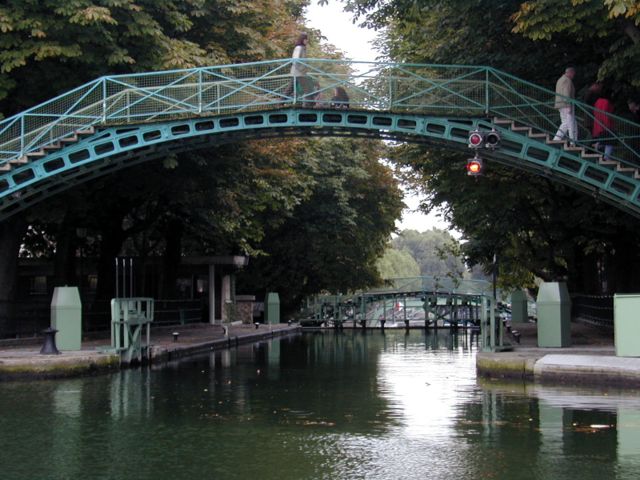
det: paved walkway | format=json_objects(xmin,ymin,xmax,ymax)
[
  {"xmin": 476, "ymin": 321, "xmax": 640, "ymax": 387},
  {"xmin": 0, "ymin": 323, "xmax": 299, "ymax": 380}
]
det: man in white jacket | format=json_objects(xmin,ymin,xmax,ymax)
[
  {"xmin": 553, "ymin": 67, "xmax": 577, "ymax": 143},
  {"xmin": 286, "ymin": 32, "xmax": 309, "ymax": 101}
]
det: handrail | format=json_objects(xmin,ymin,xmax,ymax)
[{"xmin": 1, "ymin": 59, "xmax": 639, "ymax": 169}]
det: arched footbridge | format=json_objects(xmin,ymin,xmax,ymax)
[{"xmin": 1, "ymin": 59, "xmax": 639, "ymax": 220}]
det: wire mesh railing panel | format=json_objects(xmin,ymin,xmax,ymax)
[
  {"xmin": 488, "ymin": 69, "xmax": 640, "ymax": 167},
  {"xmin": 0, "ymin": 81, "xmax": 104, "ymax": 163},
  {"xmin": 1, "ymin": 59, "xmax": 639, "ymax": 170},
  {"xmin": 0, "ymin": 119, "xmax": 22, "ymax": 163}
]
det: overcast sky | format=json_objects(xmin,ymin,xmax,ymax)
[{"xmin": 304, "ymin": 0, "xmax": 457, "ymax": 235}]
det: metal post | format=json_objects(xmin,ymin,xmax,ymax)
[
  {"xmin": 492, "ymin": 253, "xmax": 498, "ymax": 301},
  {"xmin": 451, "ymin": 295, "xmax": 457, "ymax": 332},
  {"xmin": 485, "ymin": 68, "xmax": 490, "ymax": 116},
  {"xmin": 198, "ymin": 69, "xmax": 203, "ymax": 114},
  {"xmin": 115, "ymin": 258, "xmax": 119, "ymax": 298},
  {"xmin": 20, "ymin": 116, "xmax": 25, "ymax": 157},
  {"xmin": 216, "ymin": 84, "xmax": 221, "ymax": 115},
  {"xmin": 122, "ymin": 258, "xmax": 126, "ymax": 299},
  {"xmin": 102, "ymin": 78, "xmax": 107, "ymax": 123},
  {"xmin": 403, "ymin": 296, "xmax": 409, "ymax": 329},
  {"xmin": 208, "ymin": 264, "xmax": 216, "ymax": 324},
  {"xmin": 489, "ymin": 297, "xmax": 496, "ymax": 350},
  {"xmin": 129, "ymin": 257, "xmax": 133, "ymax": 298},
  {"xmin": 382, "ymin": 298, "xmax": 386, "ymax": 323}
]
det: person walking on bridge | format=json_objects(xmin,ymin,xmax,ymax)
[
  {"xmin": 592, "ymin": 87, "xmax": 615, "ymax": 161},
  {"xmin": 553, "ymin": 67, "xmax": 577, "ymax": 144},
  {"xmin": 285, "ymin": 32, "xmax": 310, "ymax": 102}
]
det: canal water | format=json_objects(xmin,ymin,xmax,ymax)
[{"xmin": 1, "ymin": 330, "xmax": 640, "ymax": 479}]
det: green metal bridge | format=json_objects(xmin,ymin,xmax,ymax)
[
  {"xmin": 299, "ymin": 276, "xmax": 510, "ymax": 352},
  {"xmin": 1, "ymin": 58, "xmax": 640, "ymax": 220}
]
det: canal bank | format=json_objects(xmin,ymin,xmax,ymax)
[
  {"xmin": 0, "ymin": 323, "xmax": 299, "ymax": 380},
  {"xmin": 476, "ymin": 321, "xmax": 640, "ymax": 387}
]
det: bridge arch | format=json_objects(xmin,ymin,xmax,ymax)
[{"xmin": 1, "ymin": 59, "xmax": 639, "ymax": 220}]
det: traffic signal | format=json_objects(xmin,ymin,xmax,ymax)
[
  {"xmin": 468, "ymin": 128, "xmax": 501, "ymax": 149},
  {"xmin": 466, "ymin": 155, "xmax": 483, "ymax": 176},
  {"xmin": 485, "ymin": 129, "xmax": 501, "ymax": 149},
  {"xmin": 468, "ymin": 129, "xmax": 483, "ymax": 148}
]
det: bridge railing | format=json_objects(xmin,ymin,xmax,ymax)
[
  {"xmin": 365, "ymin": 276, "xmax": 493, "ymax": 296},
  {"xmin": 1, "ymin": 59, "xmax": 639, "ymax": 169},
  {"xmin": 487, "ymin": 68, "xmax": 640, "ymax": 167}
]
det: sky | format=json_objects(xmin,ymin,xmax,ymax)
[{"xmin": 304, "ymin": 0, "xmax": 457, "ymax": 235}]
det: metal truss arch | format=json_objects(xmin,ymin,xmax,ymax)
[{"xmin": 1, "ymin": 108, "xmax": 640, "ymax": 220}]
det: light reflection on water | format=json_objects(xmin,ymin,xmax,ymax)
[{"xmin": 1, "ymin": 330, "xmax": 640, "ymax": 479}]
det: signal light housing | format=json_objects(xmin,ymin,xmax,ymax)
[
  {"xmin": 466, "ymin": 156, "xmax": 483, "ymax": 176},
  {"xmin": 485, "ymin": 130, "xmax": 501, "ymax": 149},
  {"xmin": 468, "ymin": 128, "xmax": 501, "ymax": 149},
  {"xmin": 468, "ymin": 130, "xmax": 483, "ymax": 148}
]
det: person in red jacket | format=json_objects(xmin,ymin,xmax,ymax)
[{"xmin": 592, "ymin": 89, "xmax": 615, "ymax": 160}]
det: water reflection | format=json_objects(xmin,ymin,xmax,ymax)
[{"xmin": 1, "ymin": 331, "xmax": 640, "ymax": 479}]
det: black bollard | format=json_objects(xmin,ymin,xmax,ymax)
[
  {"xmin": 254, "ymin": 322, "xmax": 260, "ymax": 329},
  {"xmin": 172, "ymin": 332, "xmax": 180, "ymax": 342},
  {"xmin": 380, "ymin": 319, "xmax": 386, "ymax": 330},
  {"xmin": 40, "ymin": 327, "xmax": 60, "ymax": 355}
]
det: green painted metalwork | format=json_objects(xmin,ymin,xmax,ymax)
[
  {"xmin": 299, "ymin": 275, "xmax": 509, "ymax": 351},
  {"xmin": 1, "ymin": 58, "xmax": 640, "ymax": 219},
  {"xmin": 110, "ymin": 297, "xmax": 154, "ymax": 364}
]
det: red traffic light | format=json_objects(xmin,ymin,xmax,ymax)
[
  {"xmin": 466, "ymin": 157, "xmax": 483, "ymax": 176},
  {"xmin": 468, "ymin": 130, "xmax": 483, "ymax": 148}
]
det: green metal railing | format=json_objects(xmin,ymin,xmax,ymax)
[
  {"xmin": 2, "ymin": 58, "xmax": 638, "ymax": 169},
  {"xmin": 366, "ymin": 275, "xmax": 493, "ymax": 296}
]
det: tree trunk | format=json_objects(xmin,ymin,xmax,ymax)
[{"xmin": 0, "ymin": 217, "xmax": 27, "ymax": 337}]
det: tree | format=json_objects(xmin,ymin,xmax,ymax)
[
  {"xmin": 238, "ymin": 137, "xmax": 404, "ymax": 313},
  {"xmin": 511, "ymin": 0, "xmax": 640, "ymax": 92},
  {"xmin": 0, "ymin": 0, "xmax": 303, "ymax": 115},
  {"xmin": 346, "ymin": 0, "xmax": 640, "ymax": 294},
  {"xmin": 0, "ymin": 0, "xmax": 311, "ymax": 324},
  {"xmin": 376, "ymin": 246, "xmax": 420, "ymax": 279},
  {"xmin": 390, "ymin": 229, "xmax": 466, "ymax": 279}
]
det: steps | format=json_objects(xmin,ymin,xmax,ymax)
[
  {"xmin": 1, "ymin": 126, "xmax": 96, "ymax": 173},
  {"xmin": 493, "ymin": 117, "xmax": 640, "ymax": 180}
]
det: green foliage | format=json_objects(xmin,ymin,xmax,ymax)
[
  {"xmin": 238, "ymin": 137, "xmax": 404, "ymax": 310},
  {"xmin": 390, "ymin": 229, "xmax": 465, "ymax": 279},
  {"xmin": 511, "ymin": 0, "xmax": 640, "ymax": 89},
  {"xmin": 346, "ymin": 0, "xmax": 640, "ymax": 294},
  {"xmin": 376, "ymin": 246, "xmax": 420, "ymax": 279},
  {"xmin": 0, "ymin": 0, "xmax": 304, "ymax": 112}
]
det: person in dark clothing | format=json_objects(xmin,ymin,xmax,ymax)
[
  {"xmin": 330, "ymin": 86, "xmax": 350, "ymax": 109},
  {"xmin": 585, "ymin": 82, "xmax": 603, "ymax": 107}
]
